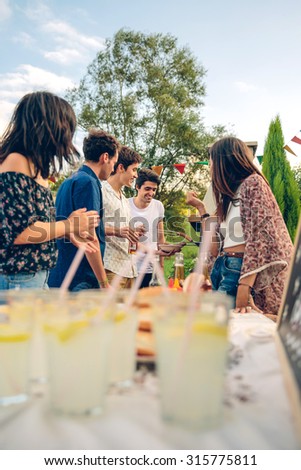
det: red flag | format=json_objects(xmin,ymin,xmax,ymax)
[
  {"xmin": 291, "ymin": 135, "xmax": 301, "ymax": 145},
  {"xmin": 174, "ymin": 163, "xmax": 186, "ymax": 174}
]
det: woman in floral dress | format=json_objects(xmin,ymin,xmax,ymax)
[
  {"xmin": 0, "ymin": 91, "xmax": 99, "ymax": 290},
  {"xmin": 187, "ymin": 137, "xmax": 293, "ymax": 315}
]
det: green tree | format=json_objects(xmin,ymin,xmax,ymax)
[
  {"xmin": 67, "ymin": 28, "xmax": 228, "ymax": 212},
  {"xmin": 292, "ymin": 164, "xmax": 301, "ymax": 201},
  {"xmin": 262, "ymin": 115, "xmax": 300, "ymax": 240}
]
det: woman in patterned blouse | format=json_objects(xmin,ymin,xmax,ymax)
[
  {"xmin": 186, "ymin": 137, "xmax": 293, "ymax": 315},
  {"xmin": 0, "ymin": 91, "xmax": 99, "ymax": 290}
]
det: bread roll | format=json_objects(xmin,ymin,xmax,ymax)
[{"xmin": 136, "ymin": 330, "xmax": 155, "ymax": 357}]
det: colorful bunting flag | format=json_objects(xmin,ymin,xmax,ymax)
[
  {"xmin": 196, "ymin": 161, "xmax": 209, "ymax": 165},
  {"xmin": 284, "ymin": 144, "xmax": 297, "ymax": 157},
  {"xmin": 291, "ymin": 134, "xmax": 301, "ymax": 145},
  {"xmin": 151, "ymin": 165, "xmax": 163, "ymax": 176},
  {"xmin": 174, "ymin": 163, "xmax": 186, "ymax": 174},
  {"xmin": 257, "ymin": 155, "xmax": 263, "ymax": 164},
  {"xmin": 284, "ymin": 130, "xmax": 301, "ymax": 156}
]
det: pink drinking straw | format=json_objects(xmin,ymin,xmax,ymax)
[
  {"xmin": 59, "ymin": 247, "xmax": 86, "ymax": 295},
  {"xmin": 188, "ymin": 221, "xmax": 217, "ymax": 314},
  {"xmin": 125, "ymin": 246, "xmax": 170, "ymax": 310},
  {"xmin": 98, "ymin": 258, "xmax": 132, "ymax": 316},
  {"xmin": 125, "ymin": 248, "xmax": 155, "ymax": 309}
]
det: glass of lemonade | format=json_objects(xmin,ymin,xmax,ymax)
[
  {"xmin": 0, "ymin": 291, "xmax": 33, "ymax": 406},
  {"xmin": 153, "ymin": 291, "xmax": 232, "ymax": 430},
  {"xmin": 76, "ymin": 291, "xmax": 138, "ymax": 388},
  {"xmin": 43, "ymin": 300, "xmax": 112, "ymax": 416},
  {"xmin": 107, "ymin": 294, "xmax": 138, "ymax": 387}
]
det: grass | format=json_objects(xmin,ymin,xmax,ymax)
[
  {"xmin": 163, "ymin": 219, "xmax": 199, "ymax": 281},
  {"xmin": 164, "ymin": 244, "xmax": 199, "ymax": 280}
]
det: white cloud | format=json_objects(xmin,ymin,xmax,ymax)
[
  {"xmin": 22, "ymin": 4, "xmax": 105, "ymax": 66},
  {"xmin": 23, "ymin": 1, "xmax": 51, "ymax": 22},
  {"xmin": 0, "ymin": 99, "xmax": 15, "ymax": 134},
  {"xmin": 0, "ymin": 0, "xmax": 12, "ymax": 21},
  {"xmin": 0, "ymin": 65, "xmax": 75, "ymax": 133},
  {"xmin": 41, "ymin": 20, "xmax": 105, "ymax": 65},
  {"xmin": 44, "ymin": 48, "xmax": 83, "ymax": 65},
  {"xmin": 234, "ymin": 81, "xmax": 258, "ymax": 93},
  {"xmin": 42, "ymin": 20, "xmax": 105, "ymax": 50},
  {"xmin": 0, "ymin": 64, "xmax": 75, "ymax": 94},
  {"xmin": 12, "ymin": 32, "xmax": 34, "ymax": 47},
  {"xmin": 0, "ymin": 3, "xmax": 104, "ymax": 132}
]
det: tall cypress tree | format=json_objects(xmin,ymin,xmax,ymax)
[{"xmin": 262, "ymin": 115, "xmax": 300, "ymax": 240}]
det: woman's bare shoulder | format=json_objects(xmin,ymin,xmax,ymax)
[{"xmin": 0, "ymin": 153, "xmax": 31, "ymax": 176}]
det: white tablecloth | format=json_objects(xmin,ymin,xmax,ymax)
[{"xmin": 0, "ymin": 313, "xmax": 300, "ymax": 450}]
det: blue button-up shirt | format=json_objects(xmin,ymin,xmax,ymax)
[{"xmin": 48, "ymin": 165, "xmax": 105, "ymax": 290}]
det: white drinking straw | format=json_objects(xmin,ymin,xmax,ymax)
[
  {"xmin": 152, "ymin": 251, "xmax": 169, "ymax": 291},
  {"xmin": 169, "ymin": 221, "xmax": 217, "ymax": 393},
  {"xmin": 188, "ymin": 221, "xmax": 217, "ymax": 314},
  {"xmin": 98, "ymin": 256, "xmax": 136, "ymax": 316},
  {"xmin": 125, "ymin": 248, "xmax": 154, "ymax": 309},
  {"xmin": 59, "ymin": 247, "xmax": 86, "ymax": 295}
]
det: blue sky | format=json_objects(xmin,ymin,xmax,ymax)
[{"xmin": 1, "ymin": 0, "xmax": 301, "ymax": 162}]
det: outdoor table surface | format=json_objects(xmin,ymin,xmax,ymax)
[{"xmin": 0, "ymin": 312, "xmax": 300, "ymax": 450}]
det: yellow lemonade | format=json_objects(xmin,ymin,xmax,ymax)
[
  {"xmin": 0, "ymin": 323, "xmax": 32, "ymax": 406},
  {"xmin": 44, "ymin": 315, "xmax": 112, "ymax": 415},
  {"xmin": 108, "ymin": 305, "xmax": 137, "ymax": 386},
  {"xmin": 153, "ymin": 292, "xmax": 231, "ymax": 430}
]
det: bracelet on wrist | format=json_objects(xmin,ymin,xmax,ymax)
[
  {"xmin": 99, "ymin": 278, "xmax": 109, "ymax": 288},
  {"xmin": 199, "ymin": 212, "xmax": 210, "ymax": 221},
  {"xmin": 238, "ymin": 282, "xmax": 253, "ymax": 289}
]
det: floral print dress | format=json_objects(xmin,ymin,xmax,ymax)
[{"xmin": 0, "ymin": 172, "xmax": 58, "ymax": 274}]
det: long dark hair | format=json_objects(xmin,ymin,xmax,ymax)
[
  {"xmin": 0, "ymin": 91, "xmax": 80, "ymax": 179},
  {"xmin": 210, "ymin": 137, "xmax": 268, "ymax": 221}
]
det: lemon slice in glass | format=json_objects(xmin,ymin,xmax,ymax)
[
  {"xmin": 114, "ymin": 311, "xmax": 127, "ymax": 323},
  {"xmin": 44, "ymin": 319, "xmax": 89, "ymax": 342},
  {"xmin": 0, "ymin": 325, "xmax": 30, "ymax": 342},
  {"xmin": 192, "ymin": 321, "xmax": 227, "ymax": 336}
]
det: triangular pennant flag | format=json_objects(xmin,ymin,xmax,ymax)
[
  {"xmin": 291, "ymin": 135, "xmax": 301, "ymax": 145},
  {"xmin": 174, "ymin": 163, "xmax": 186, "ymax": 174},
  {"xmin": 257, "ymin": 155, "xmax": 263, "ymax": 164},
  {"xmin": 48, "ymin": 176, "xmax": 56, "ymax": 183},
  {"xmin": 284, "ymin": 144, "xmax": 297, "ymax": 156},
  {"xmin": 151, "ymin": 165, "xmax": 163, "ymax": 176}
]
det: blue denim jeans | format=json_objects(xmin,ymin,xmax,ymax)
[
  {"xmin": 71, "ymin": 280, "xmax": 100, "ymax": 292},
  {"xmin": 210, "ymin": 255, "xmax": 243, "ymax": 298},
  {"xmin": 0, "ymin": 270, "xmax": 49, "ymax": 291}
]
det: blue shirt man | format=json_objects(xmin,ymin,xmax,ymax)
[{"xmin": 48, "ymin": 129, "xmax": 119, "ymax": 291}]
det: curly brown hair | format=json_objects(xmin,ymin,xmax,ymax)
[
  {"xmin": 112, "ymin": 145, "xmax": 142, "ymax": 174},
  {"xmin": 136, "ymin": 167, "xmax": 160, "ymax": 188},
  {"xmin": 83, "ymin": 128, "xmax": 120, "ymax": 162}
]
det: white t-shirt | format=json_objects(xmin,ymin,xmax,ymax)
[
  {"xmin": 219, "ymin": 187, "xmax": 245, "ymax": 249},
  {"xmin": 129, "ymin": 197, "xmax": 164, "ymax": 273}
]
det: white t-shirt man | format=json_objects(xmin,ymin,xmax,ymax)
[{"xmin": 129, "ymin": 197, "xmax": 164, "ymax": 274}]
